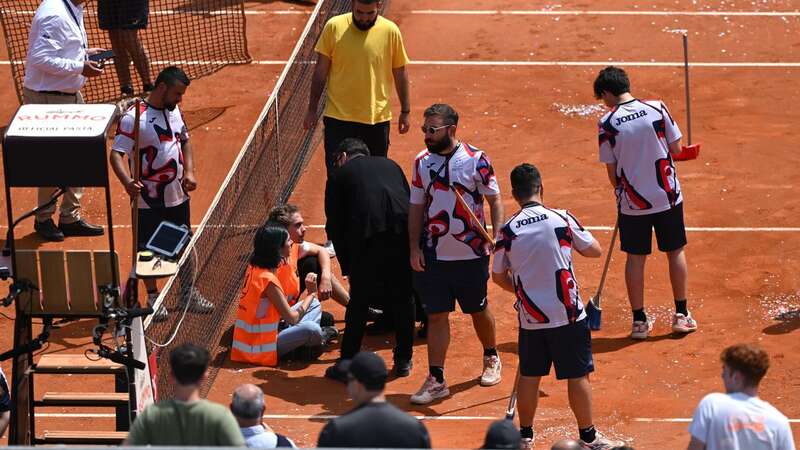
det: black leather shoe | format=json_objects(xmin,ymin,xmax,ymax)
[
  {"xmin": 394, "ymin": 359, "xmax": 413, "ymax": 377},
  {"xmin": 324, "ymin": 362, "xmax": 349, "ymax": 383},
  {"xmin": 59, "ymin": 219, "xmax": 104, "ymax": 237},
  {"xmin": 35, "ymin": 219, "xmax": 64, "ymax": 242}
]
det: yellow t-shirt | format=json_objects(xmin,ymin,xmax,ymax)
[{"xmin": 315, "ymin": 13, "xmax": 409, "ymax": 125}]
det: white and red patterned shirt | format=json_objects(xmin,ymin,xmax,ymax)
[
  {"xmin": 493, "ymin": 203, "xmax": 593, "ymax": 330},
  {"xmin": 409, "ymin": 142, "xmax": 500, "ymax": 261},
  {"xmin": 112, "ymin": 101, "xmax": 189, "ymax": 209},
  {"xmin": 598, "ymin": 99, "xmax": 683, "ymax": 216}
]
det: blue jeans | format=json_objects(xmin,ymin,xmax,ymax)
[{"xmin": 276, "ymin": 298, "xmax": 322, "ymax": 357}]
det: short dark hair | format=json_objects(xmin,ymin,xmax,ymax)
[
  {"xmin": 169, "ymin": 343, "xmax": 209, "ymax": 385},
  {"xmin": 337, "ymin": 137, "xmax": 371, "ymax": 157},
  {"xmin": 510, "ymin": 163, "xmax": 542, "ymax": 199},
  {"xmin": 250, "ymin": 222, "xmax": 289, "ymax": 269},
  {"xmin": 593, "ymin": 66, "xmax": 630, "ymax": 99},
  {"xmin": 155, "ymin": 66, "xmax": 190, "ymax": 89},
  {"xmin": 268, "ymin": 204, "xmax": 300, "ymax": 228},
  {"xmin": 721, "ymin": 344, "xmax": 770, "ymax": 387},
  {"xmin": 424, "ymin": 103, "xmax": 459, "ymax": 126}
]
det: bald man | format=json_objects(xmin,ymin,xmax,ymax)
[{"xmin": 230, "ymin": 384, "xmax": 296, "ymax": 448}]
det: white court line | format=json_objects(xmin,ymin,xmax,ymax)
[
  {"xmin": 32, "ymin": 413, "xmax": 800, "ymax": 423},
  {"xmin": 2, "ymin": 60, "xmax": 800, "ymax": 68},
  {"xmin": 411, "ymin": 9, "xmax": 800, "ymax": 17}
]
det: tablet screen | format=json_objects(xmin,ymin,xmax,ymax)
[{"xmin": 146, "ymin": 222, "xmax": 189, "ymax": 258}]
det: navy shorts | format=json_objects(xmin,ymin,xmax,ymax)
[
  {"xmin": 519, "ymin": 319, "xmax": 594, "ymax": 380},
  {"xmin": 618, "ymin": 202, "xmax": 687, "ymax": 255},
  {"xmin": 413, "ymin": 255, "xmax": 489, "ymax": 314}
]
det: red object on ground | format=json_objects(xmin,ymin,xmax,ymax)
[{"xmin": 674, "ymin": 143, "xmax": 701, "ymax": 161}]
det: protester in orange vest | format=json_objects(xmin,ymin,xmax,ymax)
[{"xmin": 231, "ymin": 223, "xmax": 325, "ymax": 366}]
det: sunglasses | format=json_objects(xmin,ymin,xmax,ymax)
[{"xmin": 420, "ymin": 124, "xmax": 452, "ymax": 134}]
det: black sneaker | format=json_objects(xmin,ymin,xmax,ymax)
[
  {"xmin": 59, "ymin": 219, "xmax": 104, "ymax": 237},
  {"xmin": 35, "ymin": 219, "xmax": 64, "ymax": 242},
  {"xmin": 394, "ymin": 359, "xmax": 413, "ymax": 377},
  {"xmin": 321, "ymin": 326, "xmax": 339, "ymax": 345},
  {"xmin": 324, "ymin": 361, "xmax": 349, "ymax": 383}
]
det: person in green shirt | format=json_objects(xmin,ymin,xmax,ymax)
[{"xmin": 124, "ymin": 343, "xmax": 245, "ymax": 446}]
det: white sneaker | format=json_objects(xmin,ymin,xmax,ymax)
[
  {"xmin": 580, "ymin": 432, "xmax": 626, "ymax": 449},
  {"xmin": 480, "ymin": 355, "xmax": 502, "ymax": 386},
  {"xmin": 520, "ymin": 437, "xmax": 534, "ymax": 450},
  {"xmin": 672, "ymin": 312, "xmax": 698, "ymax": 334},
  {"xmin": 323, "ymin": 240, "xmax": 336, "ymax": 258},
  {"xmin": 410, "ymin": 375, "xmax": 449, "ymax": 404},
  {"xmin": 630, "ymin": 319, "xmax": 653, "ymax": 340}
]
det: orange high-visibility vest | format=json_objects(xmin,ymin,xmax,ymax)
[
  {"xmin": 277, "ymin": 244, "xmax": 301, "ymax": 306},
  {"xmin": 231, "ymin": 266, "xmax": 283, "ymax": 366}
]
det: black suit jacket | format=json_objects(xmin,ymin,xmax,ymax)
[{"xmin": 324, "ymin": 156, "xmax": 410, "ymax": 276}]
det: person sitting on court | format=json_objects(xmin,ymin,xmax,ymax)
[
  {"xmin": 231, "ymin": 383, "xmax": 296, "ymax": 448},
  {"xmin": 492, "ymin": 163, "xmax": 623, "ymax": 450},
  {"xmin": 317, "ymin": 351, "xmax": 431, "ymax": 448},
  {"xmin": 124, "ymin": 343, "xmax": 244, "ymax": 446},
  {"xmin": 231, "ymin": 223, "xmax": 333, "ymax": 366},
  {"xmin": 687, "ymin": 343, "xmax": 795, "ymax": 450},
  {"xmin": 480, "ymin": 419, "xmax": 520, "ymax": 449}
]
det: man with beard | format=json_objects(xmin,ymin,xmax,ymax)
[
  {"xmin": 303, "ymin": 0, "xmax": 411, "ymax": 174},
  {"xmin": 324, "ymin": 138, "xmax": 415, "ymax": 380},
  {"xmin": 110, "ymin": 66, "xmax": 213, "ymax": 321},
  {"xmin": 408, "ymin": 104, "xmax": 504, "ymax": 404}
]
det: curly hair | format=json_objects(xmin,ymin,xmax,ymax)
[
  {"xmin": 720, "ymin": 343, "xmax": 770, "ymax": 387},
  {"xmin": 267, "ymin": 204, "xmax": 300, "ymax": 228}
]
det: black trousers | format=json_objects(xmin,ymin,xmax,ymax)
[
  {"xmin": 137, "ymin": 201, "xmax": 195, "ymax": 297},
  {"xmin": 340, "ymin": 232, "xmax": 415, "ymax": 361},
  {"xmin": 323, "ymin": 116, "xmax": 390, "ymax": 175}
]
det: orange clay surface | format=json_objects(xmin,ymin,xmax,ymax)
[{"xmin": 1, "ymin": 1, "xmax": 799, "ymax": 448}]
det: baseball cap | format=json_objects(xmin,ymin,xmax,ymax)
[
  {"xmin": 339, "ymin": 351, "xmax": 388, "ymax": 390},
  {"xmin": 481, "ymin": 419, "xmax": 519, "ymax": 449}
]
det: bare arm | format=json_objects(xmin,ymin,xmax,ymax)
[
  {"xmin": 492, "ymin": 270, "xmax": 514, "ymax": 293},
  {"xmin": 110, "ymin": 151, "xmax": 142, "ymax": 198},
  {"xmin": 304, "ymin": 53, "xmax": 331, "ymax": 129},
  {"xmin": 575, "ymin": 237, "xmax": 602, "ymax": 258},
  {"xmin": 485, "ymin": 194, "xmax": 504, "ymax": 240},
  {"xmin": 605, "ymin": 163, "xmax": 618, "ymax": 188},
  {"xmin": 267, "ymin": 273, "xmax": 318, "ymax": 325},
  {"xmin": 686, "ymin": 436, "xmax": 705, "ymax": 450},
  {"xmin": 299, "ymin": 242, "xmax": 333, "ymax": 301},
  {"xmin": 392, "ymin": 65, "xmax": 411, "ymax": 134},
  {"xmin": 181, "ymin": 140, "xmax": 197, "ymax": 191},
  {"xmin": 408, "ymin": 203, "xmax": 426, "ymax": 271}
]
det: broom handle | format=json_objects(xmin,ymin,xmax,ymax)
[
  {"xmin": 593, "ymin": 222, "xmax": 619, "ymax": 299},
  {"xmin": 683, "ymin": 33, "xmax": 692, "ymax": 145},
  {"xmin": 453, "ymin": 188, "xmax": 495, "ymax": 245},
  {"xmin": 131, "ymin": 99, "xmax": 142, "ymax": 273},
  {"xmin": 505, "ymin": 366, "xmax": 521, "ymax": 420}
]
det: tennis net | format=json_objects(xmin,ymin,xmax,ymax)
[
  {"xmin": 0, "ymin": 0, "xmax": 250, "ymax": 104},
  {"xmin": 144, "ymin": 0, "xmax": 391, "ymax": 399}
]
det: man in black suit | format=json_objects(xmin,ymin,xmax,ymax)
[{"xmin": 324, "ymin": 138, "xmax": 415, "ymax": 381}]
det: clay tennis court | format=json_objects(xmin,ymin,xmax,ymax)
[{"xmin": 1, "ymin": 0, "xmax": 799, "ymax": 448}]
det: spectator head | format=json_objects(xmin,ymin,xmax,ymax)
[
  {"xmin": 352, "ymin": 0, "xmax": 381, "ymax": 30},
  {"xmin": 550, "ymin": 439, "xmax": 583, "ymax": 450},
  {"xmin": 250, "ymin": 222, "xmax": 291, "ymax": 269},
  {"xmin": 720, "ymin": 343, "xmax": 770, "ymax": 392},
  {"xmin": 268, "ymin": 204, "xmax": 306, "ymax": 244},
  {"xmin": 332, "ymin": 138, "xmax": 371, "ymax": 169},
  {"xmin": 169, "ymin": 343, "xmax": 209, "ymax": 387},
  {"xmin": 230, "ymin": 384, "xmax": 265, "ymax": 428},
  {"xmin": 341, "ymin": 351, "xmax": 387, "ymax": 404},
  {"xmin": 510, "ymin": 163, "xmax": 543, "ymax": 204},
  {"xmin": 422, "ymin": 104, "xmax": 459, "ymax": 154},
  {"xmin": 481, "ymin": 419, "xmax": 519, "ymax": 449},
  {"xmin": 153, "ymin": 66, "xmax": 190, "ymax": 111},
  {"xmin": 593, "ymin": 66, "xmax": 630, "ymax": 106}
]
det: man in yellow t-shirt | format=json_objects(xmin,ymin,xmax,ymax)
[{"xmin": 303, "ymin": 0, "xmax": 411, "ymax": 174}]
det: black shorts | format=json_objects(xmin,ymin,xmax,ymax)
[
  {"xmin": 618, "ymin": 202, "xmax": 687, "ymax": 255},
  {"xmin": 98, "ymin": 0, "xmax": 149, "ymax": 30},
  {"xmin": 519, "ymin": 320, "xmax": 594, "ymax": 380},
  {"xmin": 413, "ymin": 255, "xmax": 489, "ymax": 314},
  {"xmin": 137, "ymin": 201, "xmax": 190, "ymax": 251},
  {"xmin": 323, "ymin": 116, "xmax": 390, "ymax": 173}
]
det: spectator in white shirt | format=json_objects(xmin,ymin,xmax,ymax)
[
  {"xmin": 24, "ymin": 0, "xmax": 106, "ymax": 242},
  {"xmin": 688, "ymin": 344, "xmax": 795, "ymax": 450},
  {"xmin": 230, "ymin": 384, "xmax": 296, "ymax": 448}
]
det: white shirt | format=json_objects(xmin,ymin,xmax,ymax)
[
  {"xmin": 598, "ymin": 99, "xmax": 683, "ymax": 216},
  {"xmin": 689, "ymin": 392, "xmax": 795, "ymax": 450},
  {"xmin": 24, "ymin": 0, "xmax": 88, "ymax": 93},
  {"xmin": 112, "ymin": 102, "xmax": 190, "ymax": 209},
  {"xmin": 409, "ymin": 143, "xmax": 501, "ymax": 261},
  {"xmin": 493, "ymin": 203, "xmax": 593, "ymax": 330},
  {"xmin": 241, "ymin": 425, "xmax": 297, "ymax": 448}
]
